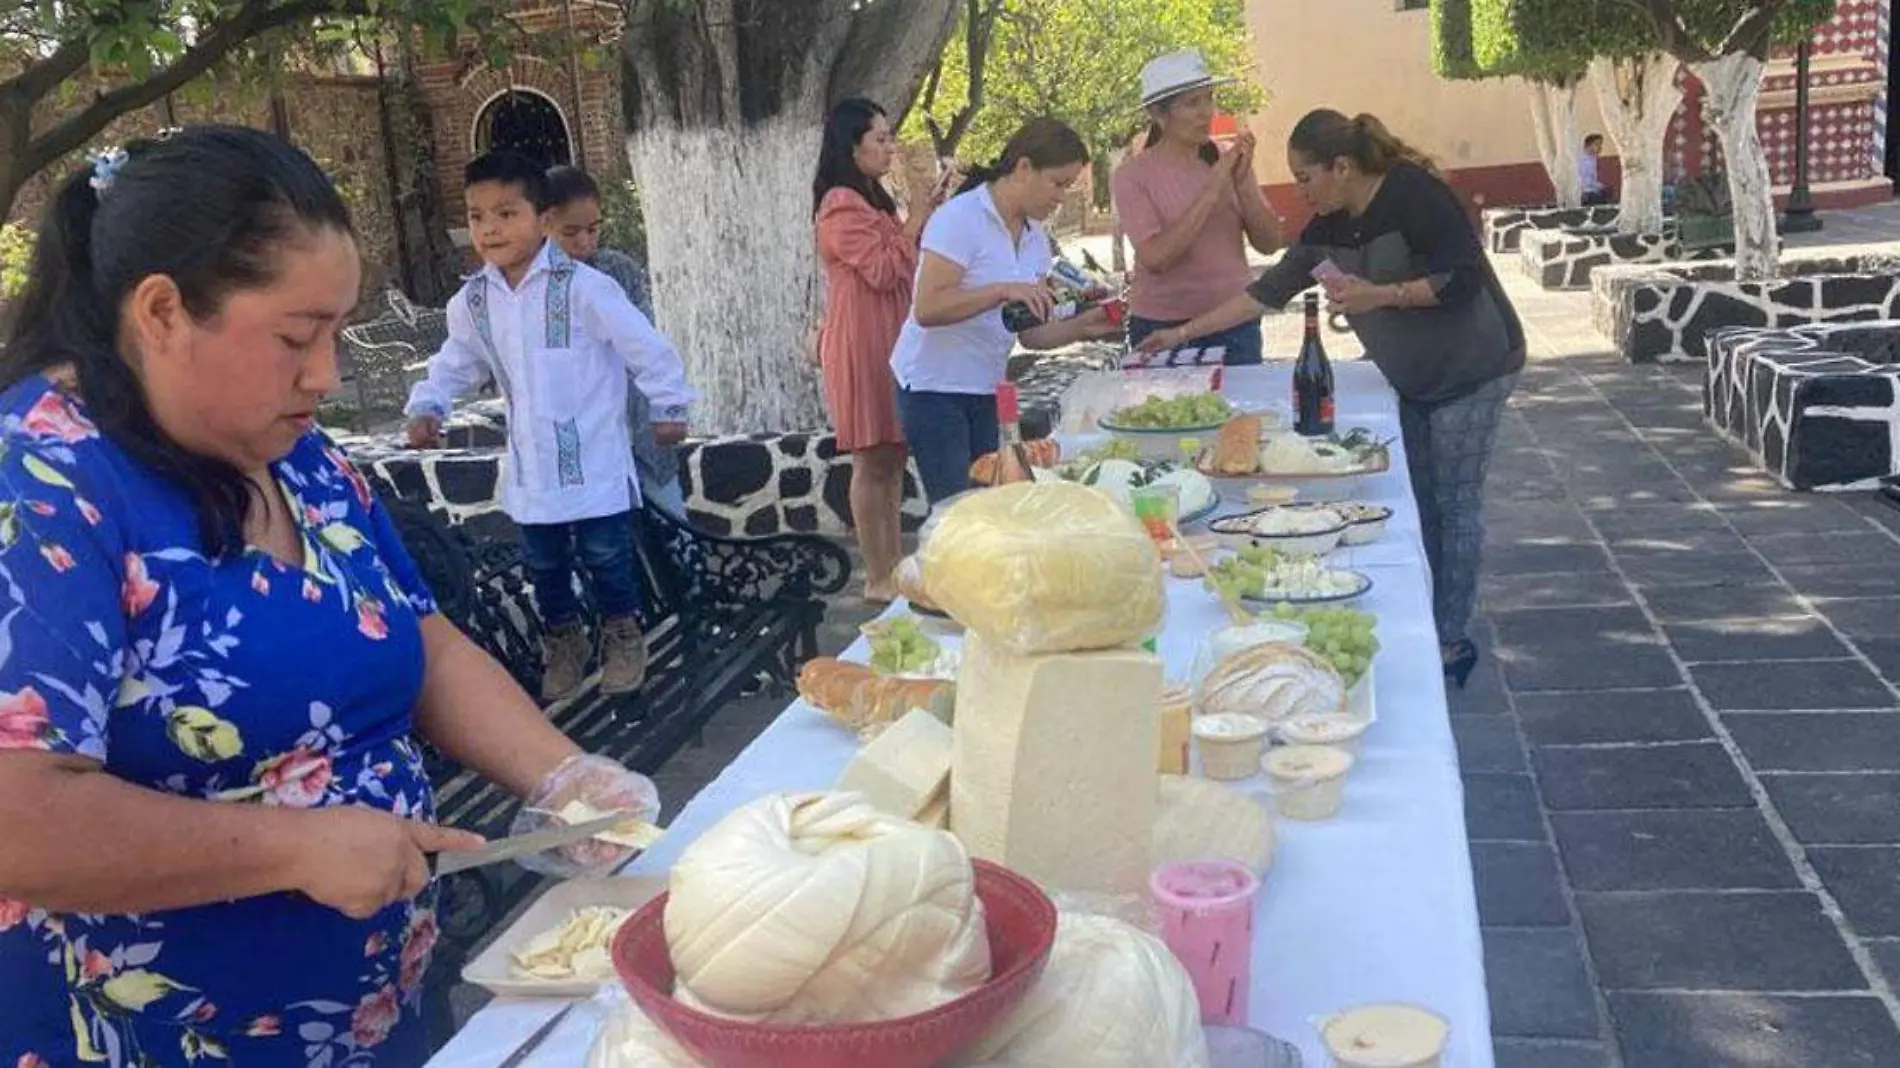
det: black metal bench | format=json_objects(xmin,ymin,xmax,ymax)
[{"xmin": 373, "ymin": 487, "xmax": 850, "ymax": 1037}]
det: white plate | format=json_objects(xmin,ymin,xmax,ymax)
[
  {"xmin": 1239, "ymin": 570, "xmax": 1374, "ymax": 606},
  {"xmin": 461, "ymin": 876, "xmax": 666, "ymax": 998}
]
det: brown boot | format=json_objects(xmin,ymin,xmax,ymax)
[
  {"xmin": 539, "ymin": 621, "xmax": 590, "ymax": 702},
  {"xmin": 599, "ymin": 615, "xmax": 648, "ymax": 695}
]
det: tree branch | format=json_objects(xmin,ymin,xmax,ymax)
[
  {"xmin": 1, "ymin": 39, "xmax": 90, "ymax": 106},
  {"xmin": 22, "ymin": 0, "xmax": 351, "ymax": 173},
  {"xmin": 1717, "ymin": 0, "xmax": 1786, "ymax": 60},
  {"xmin": 1614, "ymin": 0, "xmax": 1712, "ymax": 63}
]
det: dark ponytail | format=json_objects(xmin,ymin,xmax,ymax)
[
  {"xmin": 1287, "ymin": 109, "xmax": 1440, "ymax": 179},
  {"xmin": 955, "ymin": 117, "xmax": 1091, "ymax": 195},
  {"xmin": 2, "ymin": 125, "xmax": 355, "ymax": 557}
]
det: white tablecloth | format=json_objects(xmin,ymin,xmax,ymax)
[{"xmin": 426, "ymin": 362, "xmax": 1494, "ymax": 1068}]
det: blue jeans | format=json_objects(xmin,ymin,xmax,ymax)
[
  {"xmin": 518, "ymin": 512, "xmax": 642, "ymax": 627},
  {"xmin": 897, "ymin": 388, "xmax": 999, "ymax": 504},
  {"xmin": 1126, "ymin": 315, "xmax": 1264, "ymax": 366}
]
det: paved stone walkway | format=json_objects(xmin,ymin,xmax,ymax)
[{"xmin": 1437, "ymin": 209, "xmax": 1900, "ymax": 1068}]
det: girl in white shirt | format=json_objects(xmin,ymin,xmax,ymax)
[{"xmin": 891, "ymin": 118, "xmax": 1123, "ymax": 502}]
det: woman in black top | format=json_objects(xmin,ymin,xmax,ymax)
[{"xmin": 1142, "ymin": 110, "xmax": 1523, "ymax": 686}]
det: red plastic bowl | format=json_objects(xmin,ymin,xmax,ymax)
[{"xmin": 612, "ymin": 859, "xmax": 1058, "ymax": 1068}]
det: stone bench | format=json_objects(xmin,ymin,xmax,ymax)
[
  {"xmin": 1518, "ymin": 224, "xmax": 1726, "ymax": 291},
  {"xmin": 1705, "ymin": 321, "xmax": 1900, "ymax": 490},
  {"xmin": 1482, "ymin": 204, "xmax": 1625, "ymax": 254},
  {"xmin": 1591, "ymin": 253, "xmax": 1900, "ymax": 364}
]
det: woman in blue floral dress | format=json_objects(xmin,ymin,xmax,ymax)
[{"xmin": 0, "ymin": 128, "xmax": 665, "ymax": 1066}]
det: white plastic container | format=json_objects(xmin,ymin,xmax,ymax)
[
  {"xmin": 1194, "ymin": 714, "xmax": 1272, "ymax": 781},
  {"xmin": 1277, "ymin": 713, "xmax": 1371, "ymax": 757},
  {"xmin": 1263, "ymin": 745, "xmax": 1354, "ymax": 820},
  {"xmin": 1319, "ymin": 1002, "xmax": 1451, "ymax": 1068}
]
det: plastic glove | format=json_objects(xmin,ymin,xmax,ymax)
[{"xmin": 510, "ymin": 754, "xmax": 663, "ymax": 878}]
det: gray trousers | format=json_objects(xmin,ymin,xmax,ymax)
[{"xmin": 1399, "ymin": 372, "xmax": 1518, "ymax": 646}]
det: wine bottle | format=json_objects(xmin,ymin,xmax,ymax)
[
  {"xmin": 1001, "ymin": 257, "xmax": 1114, "ymax": 332},
  {"xmin": 1292, "ymin": 292, "xmax": 1335, "ymax": 437},
  {"xmin": 993, "ymin": 382, "xmax": 1035, "ymax": 484}
]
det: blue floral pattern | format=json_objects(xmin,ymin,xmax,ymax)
[{"xmin": 0, "ymin": 376, "xmax": 444, "ymax": 1067}]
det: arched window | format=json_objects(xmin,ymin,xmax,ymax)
[{"xmin": 472, "ymin": 88, "xmax": 573, "ymax": 168}]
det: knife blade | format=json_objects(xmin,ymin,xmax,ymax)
[
  {"xmin": 497, "ymin": 1003, "xmax": 574, "ymax": 1068},
  {"xmin": 430, "ymin": 810, "xmax": 640, "ymax": 877}
]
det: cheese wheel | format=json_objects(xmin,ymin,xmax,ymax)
[
  {"xmin": 919, "ymin": 482, "xmax": 1164, "ymax": 655},
  {"xmin": 664, "ymin": 792, "xmax": 991, "ymax": 1025}
]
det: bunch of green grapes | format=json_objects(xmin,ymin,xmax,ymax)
[
  {"xmin": 1110, "ymin": 392, "xmax": 1233, "ymax": 429},
  {"xmin": 1205, "ymin": 557, "xmax": 1266, "ymax": 601},
  {"xmin": 1267, "ymin": 603, "xmax": 1380, "ymax": 685},
  {"xmin": 869, "ymin": 617, "xmax": 941, "ymax": 676}
]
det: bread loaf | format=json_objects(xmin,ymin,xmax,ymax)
[
  {"xmin": 1199, "ymin": 642, "xmax": 1346, "ymax": 723},
  {"xmin": 797, "ymin": 658, "xmax": 955, "ymax": 738}
]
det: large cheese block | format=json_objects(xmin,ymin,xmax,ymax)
[
  {"xmin": 951, "ymin": 633, "xmax": 1160, "ymax": 898},
  {"xmin": 837, "ymin": 708, "xmax": 954, "ymax": 821}
]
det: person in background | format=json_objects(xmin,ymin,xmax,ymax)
[
  {"xmin": 1139, "ymin": 110, "xmax": 1523, "ymax": 686},
  {"xmin": 542, "ymin": 165, "xmax": 686, "ymax": 520},
  {"xmin": 894, "ymin": 118, "xmax": 1124, "ymax": 503},
  {"xmin": 1113, "ymin": 49, "xmax": 1283, "ymax": 365},
  {"xmin": 1581, "ymin": 134, "xmax": 1613, "ymax": 206},
  {"xmin": 406, "ymin": 152, "xmax": 698, "ymax": 701},
  {"xmin": 812, "ymin": 99, "xmax": 945, "ymax": 603},
  {"xmin": 0, "ymin": 126, "xmax": 659, "ymax": 1065}
]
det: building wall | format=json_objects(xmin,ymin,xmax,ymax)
[
  {"xmin": 411, "ymin": 2, "xmax": 627, "ymax": 231},
  {"xmin": 1244, "ymin": 0, "xmax": 1892, "ymax": 229}
]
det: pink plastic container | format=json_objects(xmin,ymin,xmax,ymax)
[{"xmin": 1149, "ymin": 859, "xmax": 1261, "ymax": 1026}]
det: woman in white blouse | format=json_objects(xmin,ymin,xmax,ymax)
[{"xmin": 892, "ymin": 118, "xmax": 1123, "ymax": 503}]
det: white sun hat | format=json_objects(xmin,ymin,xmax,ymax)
[{"xmin": 1139, "ymin": 49, "xmax": 1238, "ymax": 109}]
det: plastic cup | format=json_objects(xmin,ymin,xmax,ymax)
[
  {"xmin": 1130, "ymin": 483, "xmax": 1182, "ymax": 547},
  {"xmin": 1194, "ymin": 714, "xmax": 1271, "ymax": 781},
  {"xmin": 1277, "ymin": 713, "xmax": 1371, "ymax": 757},
  {"xmin": 1320, "ymin": 1002, "xmax": 1451, "ymax": 1068},
  {"xmin": 1263, "ymin": 745, "xmax": 1354, "ymax": 820},
  {"xmin": 1149, "ymin": 860, "xmax": 1260, "ymax": 1026}
]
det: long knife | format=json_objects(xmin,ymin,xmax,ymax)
[{"xmin": 430, "ymin": 810, "xmax": 641, "ymax": 877}]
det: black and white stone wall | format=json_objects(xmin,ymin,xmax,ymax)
[
  {"xmin": 1704, "ymin": 322, "xmax": 1900, "ymax": 490},
  {"xmin": 1518, "ymin": 229, "xmax": 1721, "ymax": 291},
  {"xmin": 1592, "ymin": 254, "xmax": 1900, "ymax": 364},
  {"xmin": 1483, "ymin": 204, "xmax": 1625, "ymax": 254},
  {"xmin": 334, "ymin": 346, "xmax": 1121, "ymax": 538}
]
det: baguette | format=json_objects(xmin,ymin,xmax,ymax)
[{"xmin": 797, "ymin": 657, "xmax": 955, "ymax": 737}]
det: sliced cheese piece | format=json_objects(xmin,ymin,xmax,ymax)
[
  {"xmin": 1158, "ymin": 685, "xmax": 1192, "ymax": 775},
  {"xmin": 553, "ymin": 799, "xmax": 666, "ymax": 850},
  {"xmin": 1153, "ymin": 775, "xmax": 1275, "ymax": 874},
  {"xmin": 836, "ymin": 707, "xmax": 954, "ymax": 821},
  {"xmin": 915, "ymin": 789, "xmax": 950, "ymax": 830},
  {"xmin": 951, "ymin": 633, "xmax": 1160, "ymax": 898}
]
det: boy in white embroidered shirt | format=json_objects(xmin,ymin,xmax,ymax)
[{"xmin": 403, "ymin": 151, "xmax": 698, "ymax": 701}]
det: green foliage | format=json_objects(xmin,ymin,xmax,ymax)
[
  {"xmin": 0, "ymin": 224, "xmax": 30, "ymax": 302},
  {"xmin": 904, "ymin": 0, "xmax": 1262, "ymax": 166},
  {"xmin": 598, "ymin": 179, "xmax": 649, "ymax": 262},
  {"xmin": 1494, "ymin": 0, "xmax": 1839, "ymax": 67},
  {"xmin": 1668, "ymin": 0, "xmax": 1837, "ymax": 53},
  {"xmin": 1431, "ymin": 0, "xmax": 1480, "ymax": 79},
  {"xmin": 1469, "ymin": 0, "xmax": 1588, "ymax": 80},
  {"xmin": 1502, "ymin": 0, "xmax": 1659, "ymax": 63}
]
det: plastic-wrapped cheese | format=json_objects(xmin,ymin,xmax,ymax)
[
  {"xmin": 664, "ymin": 792, "xmax": 990, "ymax": 1025},
  {"xmin": 953, "ymin": 912, "xmax": 1211, "ymax": 1068},
  {"xmin": 919, "ymin": 482, "xmax": 1164, "ymax": 655},
  {"xmin": 587, "ymin": 991, "xmax": 706, "ymax": 1068}
]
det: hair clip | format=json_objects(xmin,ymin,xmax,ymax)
[{"xmin": 88, "ymin": 147, "xmax": 128, "ymax": 195}]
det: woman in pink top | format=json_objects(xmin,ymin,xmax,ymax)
[
  {"xmin": 1112, "ymin": 51, "xmax": 1283, "ymax": 365},
  {"xmin": 813, "ymin": 98, "xmax": 944, "ymax": 602}
]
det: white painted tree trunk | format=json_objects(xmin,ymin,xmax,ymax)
[
  {"xmin": 1691, "ymin": 54, "xmax": 1776, "ymax": 281},
  {"xmin": 1591, "ymin": 53, "xmax": 1683, "ymax": 234},
  {"xmin": 1528, "ymin": 77, "xmax": 1584, "ymax": 209},
  {"xmin": 628, "ymin": 116, "xmax": 830, "ymax": 435}
]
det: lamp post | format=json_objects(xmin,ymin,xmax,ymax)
[{"xmin": 1782, "ymin": 36, "xmax": 1823, "ymax": 233}]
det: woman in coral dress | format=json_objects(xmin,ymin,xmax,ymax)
[{"xmin": 813, "ymin": 98, "xmax": 945, "ymax": 602}]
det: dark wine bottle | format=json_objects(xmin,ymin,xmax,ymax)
[{"xmin": 1293, "ymin": 292, "xmax": 1335, "ymax": 437}]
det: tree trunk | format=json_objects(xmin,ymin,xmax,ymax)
[
  {"xmin": 1691, "ymin": 53, "xmax": 1776, "ymax": 281},
  {"xmin": 1528, "ymin": 77, "xmax": 1584, "ymax": 209},
  {"xmin": 629, "ymin": 115, "xmax": 828, "ymax": 434},
  {"xmin": 1591, "ymin": 53, "xmax": 1682, "ymax": 235},
  {"xmin": 620, "ymin": 0, "xmax": 960, "ymax": 435}
]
